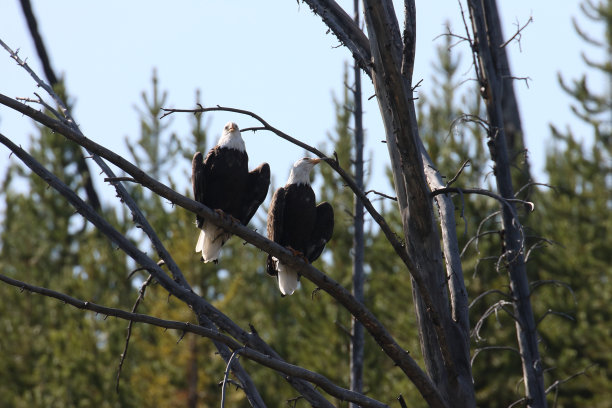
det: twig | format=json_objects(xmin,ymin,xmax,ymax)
[
  {"xmin": 470, "ymin": 346, "xmax": 519, "ymax": 367},
  {"xmin": 364, "ymin": 189, "xmax": 397, "ymax": 201},
  {"xmin": 446, "ymin": 160, "xmax": 471, "ymax": 187},
  {"xmin": 116, "ymin": 274, "xmax": 154, "ymax": 392},
  {"xmin": 530, "ymin": 280, "xmax": 576, "ymax": 305},
  {"xmin": 431, "ymin": 187, "xmax": 535, "ymax": 213},
  {"xmin": 536, "ymin": 309, "xmax": 575, "ymax": 326},
  {"xmin": 472, "ymin": 300, "xmax": 515, "ymax": 342},
  {"xmin": 221, "ymin": 348, "xmax": 243, "ymax": 408},
  {"xmin": 468, "ymin": 289, "xmax": 510, "ymax": 309},
  {"xmin": 105, "ymin": 176, "xmax": 137, "ymax": 184},
  {"xmin": 544, "ymin": 364, "xmax": 595, "ymax": 395},
  {"xmin": 500, "ymin": 16, "xmax": 533, "ymax": 49},
  {"xmin": 461, "ymin": 230, "xmax": 499, "ymax": 258}
]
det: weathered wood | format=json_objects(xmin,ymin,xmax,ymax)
[{"xmin": 361, "ymin": 0, "xmax": 475, "ymax": 406}]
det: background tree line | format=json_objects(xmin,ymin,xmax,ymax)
[{"xmin": 0, "ymin": 0, "xmax": 610, "ymax": 407}]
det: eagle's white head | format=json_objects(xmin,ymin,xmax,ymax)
[
  {"xmin": 218, "ymin": 121, "xmax": 246, "ymax": 152},
  {"xmin": 287, "ymin": 157, "xmax": 321, "ymax": 185}
]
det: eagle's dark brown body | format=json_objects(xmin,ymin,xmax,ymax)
[
  {"xmin": 266, "ymin": 159, "xmax": 334, "ymax": 295},
  {"xmin": 192, "ymin": 122, "xmax": 269, "ymax": 263}
]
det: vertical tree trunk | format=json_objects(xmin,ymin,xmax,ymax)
[
  {"xmin": 361, "ymin": 1, "xmax": 475, "ymax": 406},
  {"xmin": 349, "ymin": 2, "xmax": 365, "ymax": 406},
  {"xmin": 467, "ymin": 0, "xmax": 546, "ymax": 406}
]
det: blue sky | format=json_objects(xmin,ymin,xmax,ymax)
[{"xmin": 0, "ymin": 1, "xmax": 602, "ymax": 204}]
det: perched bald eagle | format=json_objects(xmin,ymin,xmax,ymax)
[
  {"xmin": 192, "ymin": 122, "xmax": 270, "ymax": 263},
  {"xmin": 266, "ymin": 158, "xmax": 334, "ymax": 295}
]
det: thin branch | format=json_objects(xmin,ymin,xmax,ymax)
[
  {"xmin": 472, "ymin": 300, "xmax": 515, "ymax": 342},
  {"xmin": 515, "ymin": 181, "xmax": 556, "ymax": 197},
  {"xmin": 116, "ymin": 273, "xmax": 154, "ymax": 393},
  {"xmin": 364, "ymin": 189, "xmax": 397, "ymax": 201},
  {"xmin": 446, "ymin": 160, "xmax": 471, "ymax": 187},
  {"xmin": 470, "ymin": 346, "xmax": 519, "ymax": 367},
  {"xmin": 544, "ymin": 365, "xmax": 595, "ymax": 395},
  {"xmin": 461, "ymin": 230, "xmax": 499, "ymax": 258},
  {"xmin": 105, "ymin": 176, "xmax": 137, "ymax": 184},
  {"xmin": 469, "ymin": 289, "xmax": 510, "ymax": 309},
  {"xmin": 431, "ymin": 187, "xmax": 535, "ymax": 213},
  {"xmin": 507, "ymin": 397, "xmax": 528, "ymax": 408},
  {"xmin": 221, "ymin": 349, "xmax": 243, "ymax": 408},
  {"xmin": 530, "ymin": 280, "xmax": 577, "ymax": 305},
  {"xmin": 536, "ymin": 309, "xmax": 575, "ymax": 326},
  {"xmin": 16, "ymin": 94, "xmax": 63, "ymax": 121},
  {"xmin": 500, "ymin": 16, "xmax": 533, "ymax": 49}
]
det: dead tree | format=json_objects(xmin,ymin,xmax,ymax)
[{"xmin": 465, "ymin": 0, "xmax": 546, "ymax": 406}]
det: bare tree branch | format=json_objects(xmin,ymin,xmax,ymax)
[
  {"xmin": 116, "ymin": 273, "xmax": 154, "ymax": 393},
  {"xmin": 431, "ymin": 187, "xmax": 535, "ymax": 212},
  {"xmin": 536, "ymin": 309, "xmax": 576, "ymax": 326},
  {"xmin": 500, "ymin": 16, "xmax": 533, "ymax": 49},
  {"xmin": 221, "ymin": 349, "xmax": 243, "ymax": 408},
  {"xmin": 472, "ymin": 300, "xmax": 516, "ymax": 342},
  {"xmin": 470, "ymin": 346, "xmax": 519, "ymax": 367}
]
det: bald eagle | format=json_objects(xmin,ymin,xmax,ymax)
[
  {"xmin": 192, "ymin": 122, "xmax": 270, "ymax": 263},
  {"xmin": 266, "ymin": 158, "xmax": 334, "ymax": 295}
]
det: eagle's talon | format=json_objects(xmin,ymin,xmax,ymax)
[
  {"xmin": 214, "ymin": 208, "xmax": 240, "ymax": 225},
  {"xmin": 287, "ymin": 246, "xmax": 309, "ymax": 263}
]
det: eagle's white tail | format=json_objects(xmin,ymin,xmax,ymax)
[
  {"xmin": 195, "ymin": 222, "xmax": 229, "ymax": 263},
  {"xmin": 276, "ymin": 261, "xmax": 299, "ymax": 296}
]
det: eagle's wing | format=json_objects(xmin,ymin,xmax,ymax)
[
  {"xmin": 266, "ymin": 186, "xmax": 286, "ymax": 276},
  {"xmin": 240, "ymin": 162, "xmax": 270, "ymax": 225},
  {"xmin": 191, "ymin": 151, "xmax": 206, "ymax": 228},
  {"xmin": 306, "ymin": 201, "xmax": 334, "ymax": 263}
]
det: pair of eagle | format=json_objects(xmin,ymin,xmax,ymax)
[{"xmin": 191, "ymin": 122, "xmax": 334, "ymax": 296}]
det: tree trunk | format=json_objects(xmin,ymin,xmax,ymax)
[
  {"xmin": 467, "ymin": 0, "xmax": 546, "ymax": 406},
  {"xmin": 362, "ymin": 1, "xmax": 475, "ymax": 406}
]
